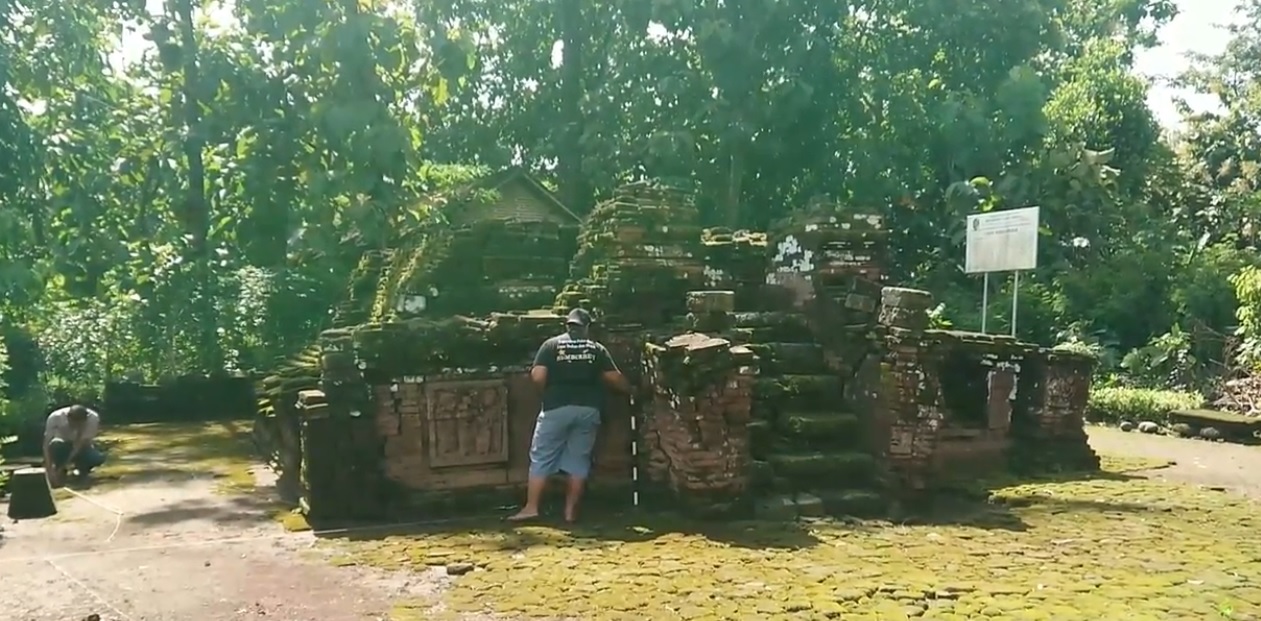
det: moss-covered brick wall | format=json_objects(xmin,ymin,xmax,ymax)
[
  {"xmin": 873, "ymin": 287, "xmax": 1099, "ymax": 490},
  {"xmin": 1011, "ymin": 349, "xmax": 1101, "ymax": 474},
  {"xmin": 641, "ymin": 330, "xmax": 757, "ymax": 517}
]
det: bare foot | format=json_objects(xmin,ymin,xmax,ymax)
[{"xmin": 505, "ymin": 511, "xmax": 539, "ymax": 522}]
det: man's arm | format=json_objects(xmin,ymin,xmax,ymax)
[
  {"xmin": 596, "ymin": 344, "xmax": 632, "ymax": 394},
  {"xmin": 530, "ymin": 339, "xmax": 556, "ymax": 390}
]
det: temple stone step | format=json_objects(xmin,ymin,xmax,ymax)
[
  {"xmin": 765, "ymin": 451, "xmax": 877, "ymax": 487},
  {"xmin": 776, "ymin": 411, "xmax": 861, "ymax": 439},
  {"xmin": 817, "ymin": 489, "xmax": 887, "ymax": 517},
  {"xmin": 746, "ymin": 342, "xmax": 827, "ymax": 375},
  {"xmin": 755, "ymin": 374, "xmax": 843, "ymax": 411},
  {"xmin": 748, "ymin": 420, "xmax": 773, "ymax": 460},
  {"xmin": 754, "ymin": 489, "xmax": 887, "ymax": 520},
  {"xmin": 728, "ymin": 312, "xmax": 814, "ymax": 343},
  {"xmin": 731, "ymin": 311, "xmax": 811, "ymax": 330}
]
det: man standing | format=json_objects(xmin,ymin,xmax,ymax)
[
  {"xmin": 43, "ymin": 404, "xmax": 107, "ymax": 487},
  {"xmin": 508, "ymin": 308, "xmax": 632, "ymax": 523}
]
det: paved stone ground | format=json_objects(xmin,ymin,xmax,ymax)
[
  {"xmin": 339, "ymin": 428, "xmax": 1261, "ymax": 621},
  {"xmin": 3, "ymin": 423, "xmax": 1261, "ymax": 621},
  {"xmin": 1087, "ymin": 425, "xmax": 1261, "ymax": 496}
]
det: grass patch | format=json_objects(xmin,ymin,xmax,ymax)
[
  {"xmin": 339, "ymin": 457, "xmax": 1261, "ymax": 621},
  {"xmin": 272, "ymin": 507, "xmax": 312, "ymax": 532},
  {"xmin": 93, "ymin": 421, "xmax": 257, "ymax": 494},
  {"xmin": 1086, "ymin": 387, "xmax": 1203, "ymax": 426},
  {"xmin": 1098, "ymin": 454, "xmax": 1177, "ymax": 473}
]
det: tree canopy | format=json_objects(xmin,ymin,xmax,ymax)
[{"xmin": 0, "ymin": 0, "xmax": 1257, "ymax": 411}]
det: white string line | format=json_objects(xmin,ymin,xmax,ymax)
[
  {"xmin": 61, "ymin": 486, "xmax": 124, "ymax": 543},
  {"xmin": 45, "ymin": 556, "xmax": 137, "ymax": 621},
  {"xmin": 0, "ymin": 515, "xmax": 481, "ymax": 566}
]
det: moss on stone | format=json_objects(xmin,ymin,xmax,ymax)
[
  {"xmin": 333, "ymin": 457, "xmax": 1261, "ymax": 620},
  {"xmin": 777, "ymin": 411, "xmax": 860, "ymax": 439},
  {"xmin": 766, "ymin": 451, "xmax": 876, "ymax": 481}
]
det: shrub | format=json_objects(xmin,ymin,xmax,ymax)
[{"xmin": 1085, "ymin": 387, "xmax": 1204, "ymax": 425}]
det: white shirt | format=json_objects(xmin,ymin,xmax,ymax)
[{"xmin": 44, "ymin": 407, "xmax": 101, "ymax": 443}]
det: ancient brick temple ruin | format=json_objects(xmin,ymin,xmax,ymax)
[{"xmin": 255, "ymin": 178, "xmax": 1099, "ymax": 522}]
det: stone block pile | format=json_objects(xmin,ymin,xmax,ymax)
[
  {"xmin": 685, "ymin": 290, "xmax": 736, "ymax": 334},
  {"xmin": 554, "ymin": 181, "xmax": 704, "ymax": 325},
  {"xmin": 436, "ymin": 220, "xmax": 574, "ymax": 314},
  {"xmin": 766, "ymin": 200, "xmax": 887, "ymax": 318},
  {"xmin": 641, "ymin": 332, "xmax": 756, "ymax": 516},
  {"xmin": 374, "ymin": 220, "xmax": 574, "ymax": 320},
  {"xmin": 701, "ymin": 228, "xmax": 769, "ymax": 310},
  {"xmin": 253, "ymin": 185, "xmax": 1113, "ymax": 524}
]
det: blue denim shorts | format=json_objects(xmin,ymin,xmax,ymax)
[{"xmin": 528, "ymin": 405, "xmax": 600, "ymax": 479}]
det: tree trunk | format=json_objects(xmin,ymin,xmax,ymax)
[
  {"xmin": 171, "ymin": 0, "xmax": 222, "ymax": 371},
  {"xmin": 7, "ymin": 467, "xmax": 57, "ymax": 520},
  {"xmin": 173, "ymin": 0, "xmax": 207, "ymax": 253},
  {"xmin": 723, "ymin": 142, "xmax": 746, "ymax": 227},
  {"xmin": 556, "ymin": 0, "xmax": 590, "ymax": 214}
]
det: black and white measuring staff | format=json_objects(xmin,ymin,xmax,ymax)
[{"xmin": 629, "ymin": 394, "xmax": 639, "ymax": 508}]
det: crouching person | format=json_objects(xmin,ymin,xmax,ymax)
[{"xmin": 43, "ymin": 404, "xmax": 106, "ymax": 487}]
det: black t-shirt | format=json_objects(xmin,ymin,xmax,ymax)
[{"xmin": 533, "ymin": 333, "xmax": 619, "ymax": 411}]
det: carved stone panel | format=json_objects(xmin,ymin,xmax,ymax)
[{"xmin": 424, "ymin": 379, "xmax": 510, "ymax": 468}]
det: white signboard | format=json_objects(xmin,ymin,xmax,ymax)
[{"xmin": 965, "ymin": 207, "xmax": 1039, "ymax": 274}]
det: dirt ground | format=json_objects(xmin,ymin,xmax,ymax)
[
  {"xmin": 3, "ymin": 423, "xmax": 1261, "ymax": 621},
  {"xmin": 1087, "ymin": 425, "xmax": 1261, "ymax": 496},
  {"xmin": 0, "ymin": 422, "xmax": 451, "ymax": 621}
]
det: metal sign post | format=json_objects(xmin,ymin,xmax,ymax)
[
  {"xmin": 1011, "ymin": 271, "xmax": 1020, "ymax": 337},
  {"xmin": 980, "ymin": 273, "xmax": 989, "ymax": 333},
  {"xmin": 965, "ymin": 207, "xmax": 1039, "ymax": 337}
]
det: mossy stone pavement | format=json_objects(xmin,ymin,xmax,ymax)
[{"xmin": 335, "ymin": 454, "xmax": 1261, "ymax": 621}]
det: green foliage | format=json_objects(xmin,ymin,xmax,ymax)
[
  {"xmin": 1232, "ymin": 265, "xmax": 1261, "ymax": 370},
  {"xmin": 1085, "ymin": 387, "xmax": 1204, "ymax": 425},
  {"xmin": 0, "ymin": 0, "xmax": 1253, "ymax": 401},
  {"xmin": 1051, "ymin": 339, "xmax": 1102, "ymax": 360},
  {"xmin": 1120, "ymin": 326, "xmax": 1204, "ymax": 390}
]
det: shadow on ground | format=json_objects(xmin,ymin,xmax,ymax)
[
  {"xmin": 124, "ymin": 494, "xmax": 280, "ymax": 527},
  {"xmin": 902, "ymin": 468, "xmax": 1162, "ymax": 530},
  {"xmin": 311, "ymin": 466, "xmax": 1173, "ymax": 555}
]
